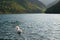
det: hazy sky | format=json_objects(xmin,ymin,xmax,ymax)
[{"xmin": 39, "ymin": 0, "xmax": 56, "ymax": 5}]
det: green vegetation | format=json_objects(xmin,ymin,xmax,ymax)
[
  {"xmin": 0, "ymin": 0, "xmax": 26, "ymax": 13},
  {"xmin": 0, "ymin": 0, "xmax": 46, "ymax": 14}
]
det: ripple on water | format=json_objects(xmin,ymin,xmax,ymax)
[{"xmin": 0, "ymin": 14, "xmax": 60, "ymax": 40}]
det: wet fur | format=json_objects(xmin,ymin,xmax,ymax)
[{"xmin": 16, "ymin": 26, "xmax": 22, "ymax": 35}]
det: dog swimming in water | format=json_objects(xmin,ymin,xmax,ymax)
[{"xmin": 16, "ymin": 26, "xmax": 22, "ymax": 34}]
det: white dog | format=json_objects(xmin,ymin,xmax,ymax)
[{"xmin": 16, "ymin": 26, "xmax": 22, "ymax": 34}]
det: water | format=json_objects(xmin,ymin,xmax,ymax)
[{"xmin": 0, "ymin": 14, "xmax": 60, "ymax": 40}]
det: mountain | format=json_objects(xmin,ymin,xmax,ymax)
[
  {"xmin": 45, "ymin": 1, "xmax": 60, "ymax": 13},
  {"xmin": 0, "ymin": 0, "xmax": 46, "ymax": 13},
  {"xmin": 47, "ymin": 0, "xmax": 59, "ymax": 8},
  {"xmin": 27, "ymin": 0, "xmax": 45, "ymax": 8},
  {"xmin": 0, "ymin": 0, "xmax": 26, "ymax": 13}
]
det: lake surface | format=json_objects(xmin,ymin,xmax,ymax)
[{"xmin": 0, "ymin": 14, "xmax": 60, "ymax": 40}]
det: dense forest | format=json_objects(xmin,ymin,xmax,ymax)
[
  {"xmin": 0, "ymin": 0, "xmax": 46, "ymax": 14},
  {"xmin": 45, "ymin": 1, "xmax": 60, "ymax": 13}
]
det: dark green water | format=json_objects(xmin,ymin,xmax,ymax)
[{"xmin": 0, "ymin": 14, "xmax": 60, "ymax": 40}]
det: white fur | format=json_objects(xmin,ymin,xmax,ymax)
[{"xmin": 16, "ymin": 26, "xmax": 22, "ymax": 33}]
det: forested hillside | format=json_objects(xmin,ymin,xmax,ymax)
[{"xmin": 0, "ymin": 0, "xmax": 46, "ymax": 13}]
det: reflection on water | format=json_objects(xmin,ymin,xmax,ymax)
[{"xmin": 0, "ymin": 14, "xmax": 60, "ymax": 40}]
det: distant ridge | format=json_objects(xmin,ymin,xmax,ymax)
[
  {"xmin": 45, "ymin": 1, "xmax": 60, "ymax": 13},
  {"xmin": 47, "ymin": 0, "xmax": 59, "ymax": 8},
  {"xmin": 0, "ymin": 0, "xmax": 46, "ymax": 13},
  {"xmin": 27, "ymin": 0, "xmax": 45, "ymax": 8}
]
